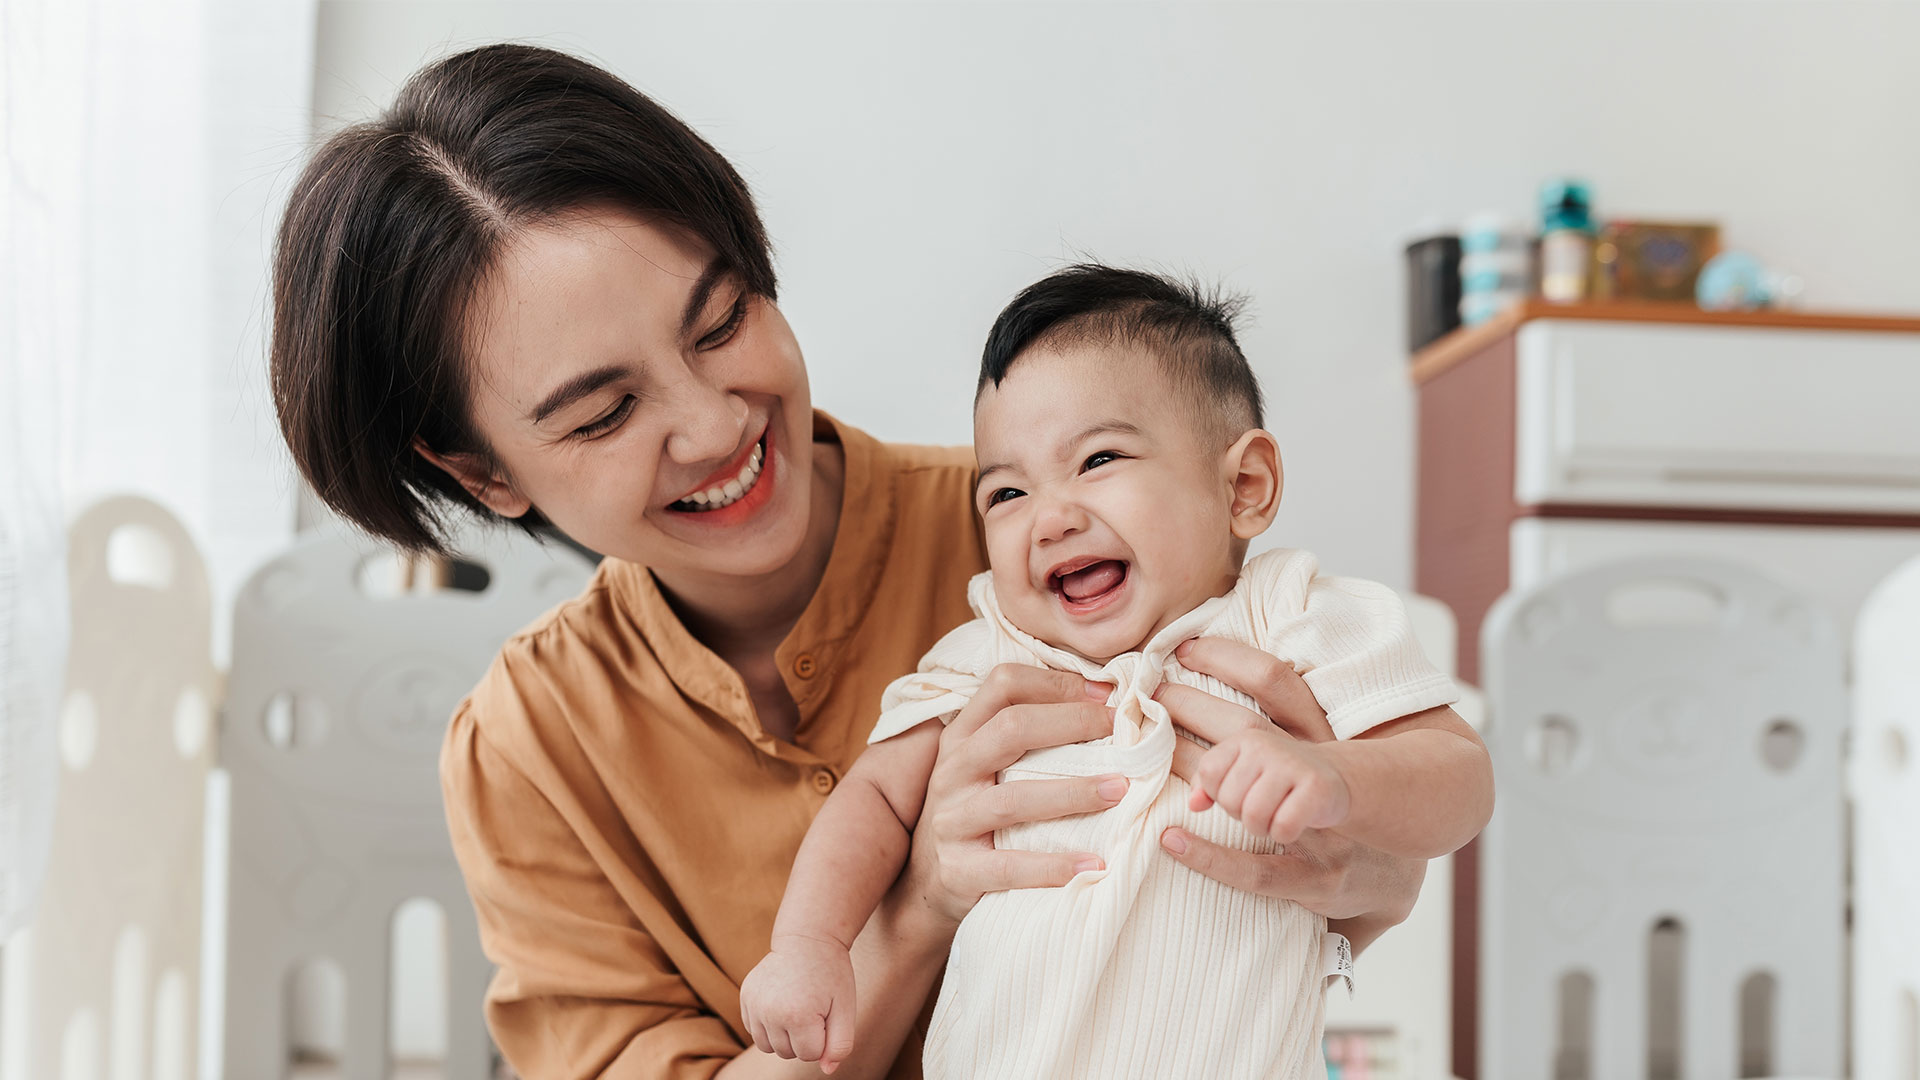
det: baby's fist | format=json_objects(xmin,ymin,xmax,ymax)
[
  {"xmin": 740, "ymin": 935, "xmax": 858, "ymax": 1073},
  {"xmin": 1189, "ymin": 728, "xmax": 1351, "ymax": 844}
]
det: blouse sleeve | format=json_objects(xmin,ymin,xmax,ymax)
[{"xmin": 442, "ymin": 702, "xmax": 740, "ymax": 1080}]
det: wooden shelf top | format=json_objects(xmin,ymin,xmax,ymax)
[{"xmin": 1409, "ymin": 298, "xmax": 1920, "ymax": 384}]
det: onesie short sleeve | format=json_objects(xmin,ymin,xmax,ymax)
[
  {"xmin": 868, "ymin": 617, "xmax": 997, "ymax": 743},
  {"xmin": 1248, "ymin": 549, "xmax": 1460, "ymax": 740}
]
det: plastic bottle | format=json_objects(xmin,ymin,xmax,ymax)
[{"xmin": 1538, "ymin": 179, "xmax": 1595, "ymax": 303}]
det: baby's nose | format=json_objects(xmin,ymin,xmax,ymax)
[{"xmin": 1032, "ymin": 495, "xmax": 1090, "ymax": 542}]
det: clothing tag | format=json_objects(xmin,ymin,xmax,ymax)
[{"xmin": 1321, "ymin": 931, "xmax": 1354, "ymax": 996}]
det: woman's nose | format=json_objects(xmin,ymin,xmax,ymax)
[{"xmin": 663, "ymin": 372, "xmax": 748, "ymax": 466}]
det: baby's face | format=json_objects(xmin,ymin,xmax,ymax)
[{"xmin": 973, "ymin": 344, "xmax": 1249, "ymax": 662}]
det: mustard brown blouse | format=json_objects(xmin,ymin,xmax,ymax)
[{"xmin": 441, "ymin": 413, "xmax": 986, "ymax": 1079}]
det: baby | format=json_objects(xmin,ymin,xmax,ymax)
[{"xmin": 741, "ymin": 265, "xmax": 1493, "ymax": 1078}]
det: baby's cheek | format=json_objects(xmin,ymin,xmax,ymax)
[{"xmin": 1149, "ymin": 498, "xmax": 1237, "ymax": 575}]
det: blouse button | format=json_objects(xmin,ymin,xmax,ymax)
[
  {"xmin": 811, "ymin": 768, "xmax": 836, "ymax": 794},
  {"xmin": 793, "ymin": 654, "xmax": 817, "ymax": 679}
]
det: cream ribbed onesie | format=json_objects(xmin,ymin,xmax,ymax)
[{"xmin": 867, "ymin": 548, "xmax": 1459, "ymax": 1079}]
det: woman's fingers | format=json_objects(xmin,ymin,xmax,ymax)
[
  {"xmin": 957, "ymin": 848, "xmax": 1105, "ymax": 894},
  {"xmin": 943, "ymin": 700, "xmax": 1114, "ymax": 779},
  {"xmin": 1160, "ymin": 826, "xmax": 1294, "ymax": 897},
  {"xmin": 947, "ymin": 664, "xmax": 1110, "ymax": 740},
  {"xmin": 1174, "ymin": 637, "xmax": 1335, "ymax": 743},
  {"xmin": 1160, "ymin": 824, "xmax": 1427, "ymax": 921},
  {"xmin": 948, "ymin": 775, "xmax": 1128, "ymax": 835},
  {"xmin": 1155, "ymin": 683, "xmax": 1272, "ymax": 746},
  {"xmin": 904, "ymin": 666, "xmax": 1122, "ymax": 926}
]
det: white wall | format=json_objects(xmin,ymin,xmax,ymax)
[
  {"xmin": 25, "ymin": 0, "xmax": 315, "ymax": 664},
  {"xmin": 312, "ymin": 0, "xmax": 1920, "ymax": 589}
]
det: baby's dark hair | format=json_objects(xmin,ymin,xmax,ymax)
[{"xmin": 977, "ymin": 264, "xmax": 1265, "ymax": 443}]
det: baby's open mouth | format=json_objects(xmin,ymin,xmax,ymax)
[{"xmin": 1050, "ymin": 558, "xmax": 1129, "ymax": 606}]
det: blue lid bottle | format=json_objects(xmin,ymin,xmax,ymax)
[{"xmin": 1540, "ymin": 179, "xmax": 1594, "ymax": 234}]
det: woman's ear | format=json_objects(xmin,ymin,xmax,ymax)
[
  {"xmin": 1223, "ymin": 429, "xmax": 1283, "ymax": 541},
  {"xmin": 413, "ymin": 439, "xmax": 534, "ymax": 518}
]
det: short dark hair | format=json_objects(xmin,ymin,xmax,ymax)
[
  {"xmin": 271, "ymin": 44, "xmax": 777, "ymax": 554},
  {"xmin": 977, "ymin": 264, "xmax": 1264, "ymax": 442}
]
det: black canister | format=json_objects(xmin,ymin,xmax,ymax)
[{"xmin": 1404, "ymin": 234, "xmax": 1462, "ymax": 353}]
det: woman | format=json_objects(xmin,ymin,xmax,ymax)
[{"xmin": 271, "ymin": 44, "xmax": 1428, "ymax": 1079}]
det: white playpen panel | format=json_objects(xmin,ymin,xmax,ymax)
[
  {"xmin": 221, "ymin": 525, "xmax": 592, "ymax": 1079},
  {"xmin": 1481, "ymin": 557, "xmax": 1846, "ymax": 1080},
  {"xmin": 1854, "ymin": 554, "xmax": 1920, "ymax": 1080},
  {"xmin": 3, "ymin": 497, "xmax": 219, "ymax": 1080}
]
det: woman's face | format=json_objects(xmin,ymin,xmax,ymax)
[{"xmin": 444, "ymin": 206, "xmax": 816, "ymax": 577}]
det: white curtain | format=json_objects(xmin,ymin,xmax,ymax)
[
  {"xmin": 0, "ymin": 0, "xmax": 77, "ymax": 943},
  {"xmin": 0, "ymin": 0, "xmax": 315, "ymax": 944}
]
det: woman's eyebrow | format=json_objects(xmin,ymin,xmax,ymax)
[
  {"xmin": 528, "ymin": 365, "xmax": 631, "ymax": 424},
  {"xmin": 678, "ymin": 258, "xmax": 735, "ymax": 337}
]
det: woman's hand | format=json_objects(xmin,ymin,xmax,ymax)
[
  {"xmin": 898, "ymin": 665, "xmax": 1127, "ymax": 930},
  {"xmin": 1154, "ymin": 637, "xmax": 1427, "ymax": 942}
]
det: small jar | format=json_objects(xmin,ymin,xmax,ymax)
[{"xmin": 1457, "ymin": 212, "xmax": 1530, "ymax": 326}]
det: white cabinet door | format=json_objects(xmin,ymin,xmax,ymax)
[
  {"xmin": 1510, "ymin": 518, "xmax": 1920, "ymax": 644},
  {"xmin": 1514, "ymin": 321, "xmax": 1920, "ymax": 513}
]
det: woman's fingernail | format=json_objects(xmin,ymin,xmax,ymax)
[
  {"xmin": 1175, "ymin": 641, "xmax": 1193, "ymax": 657},
  {"xmin": 1073, "ymin": 857, "xmax": 1104, "ymax": 874},
  {"xmin": 1085, "ymin": 680, "xmax": 1111, "ymax": 700},
  {"xmin": 1097, "ymin": 777, "xmax": 1128, "ymax": 802},
  {"xmin": 1161, "ymin": 828, "xmax": 1188, "ymax": 854}
]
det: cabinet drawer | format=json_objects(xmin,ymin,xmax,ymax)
[{"xmin": 1514, "ymin": 321, "xmax": 1920, "ymax": 512}]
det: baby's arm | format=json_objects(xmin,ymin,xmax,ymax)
[
  {"xmin": 740, "ymin": 721, "xmax": 943, "ymax": 1073},
  {"xmin": 1190, "ymin": 705, "xmax": 1491, "ymax": 860}
]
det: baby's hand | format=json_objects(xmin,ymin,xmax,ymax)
[
  {"xmin": 1188, "ymin": 727, "xmax": 1351, "ymax": 845},
  {"xmin": 740, "ymin": 934, "xmax": 857, "ymax": 1073}
]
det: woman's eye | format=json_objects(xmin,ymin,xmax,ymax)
[
  {"xmin": 985, "ymin": 487, "xmax": 1024, "ymax": 508},
  {"xmin": 697, "ymin": 295, "xmax": 749, "ymax": 350},
  {"xmin": 1083, "ymin": 451, "xmax": 1121, "ymax": 471},
  {"xmin": 573, "ymin": 395, "xmax": 635, "ymax": 439}
]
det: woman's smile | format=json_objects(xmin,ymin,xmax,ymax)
[{"xmin": 664, "ymin": 428, "xmax": 778, "ymax": 525}]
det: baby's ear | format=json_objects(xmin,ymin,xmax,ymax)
[{"xmin": 1223, "ymin": 429, "xmax": 1282, "ymax": 540}]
